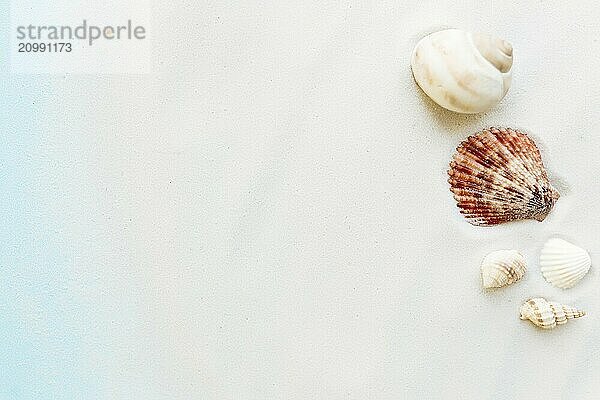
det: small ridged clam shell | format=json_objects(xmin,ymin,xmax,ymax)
[
  {"xmin": 519, "ymin": 297, "xmax": 585, "ymax": 329},
  {"xmin": 481, "ymin": 250, "xmax": 526, "ymax": 288},
  {"xmin": 540, "ymin": 238, "xmax": 591, "ymax": 289},
  {"xmin": 448, "ymin": 127, "xmax": 560, "ymax": 226},
  {"xmin": 411, "ymin": 29, "xmax": 513, "ymax": 113}
]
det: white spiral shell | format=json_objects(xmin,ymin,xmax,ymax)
[
  {"xmin": 411, "ymin": 29, "xmax": 513, "ymax": 113},
  {"xmin": 540, "ymin": 238, "xmax": 591, "ymax": 289},
  {"xmin": 481, "ymin": 250, "xmax": 527, "ymax": 289},
  {"xmin": 519, "ymin": 297, "xmax": 585, "ymax": 329}
]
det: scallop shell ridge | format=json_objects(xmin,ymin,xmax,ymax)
[
  {"xmin": 540, "ymin": 238, "xmax": 591, "ymax": 289},
  {"xmin": 481, "ymin": 250, "xmax": 526, "ymax": 288},
  {"xmin": 448, "ymin": 127, "xmax": 560, "ymax": 226},
  {"xmin": 519, "ymin": 297, "xmax": 585, "ymax": 329}
]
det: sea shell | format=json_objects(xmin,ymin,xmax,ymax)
[
  {"xmin": 448, "ymin": 127, "xmax": 560, "ymax": 226},
  {"xmin": 540, "ymin": 238, "xmax": 591, "ymax": 289},
  {"xmin": 411, "ymin": 29, "xmax": 513, "ymax": 113},
  {"xmin": 481, "ymin": 250, "xmax": 527, "ymax": 288},
  {"xmin": 519, "ymin": 297, "xmax": 585, "ymax": 329}
]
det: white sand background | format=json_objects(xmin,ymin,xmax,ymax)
[{"xmin": 21, "ymin": 0, "xmax": 600, "ymax": 398}]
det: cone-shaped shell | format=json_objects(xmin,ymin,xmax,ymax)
[
  {"xmin": 519, "ymin": 297, "xmax": 585, "ymax": 329},
  {"xmin": 481, "ymin": 250, "xmax": 527, "ymax": 288},
  {"xmin": 540, "ymin": 238, "xmax": 591, "ymax": 289},
  {"xmin": 411, "ymin": 29, "xmax": 513, "ymax": 113},
  {"xmin": 448, "ymin": 127, "xmax": 560, "ymax": 226}
]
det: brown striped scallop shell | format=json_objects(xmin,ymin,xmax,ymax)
[{"xmin": 448, "ymin": 127, "xmax": 560, "ymax": 226}]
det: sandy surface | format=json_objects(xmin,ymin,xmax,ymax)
[{"xmin": 3, "ymin": 1, "xmax": 600, "ymax": 399}]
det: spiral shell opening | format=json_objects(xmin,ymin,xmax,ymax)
[{"xmin": 472, "ymin": 33, "xmax": 513, "ymax": 73}]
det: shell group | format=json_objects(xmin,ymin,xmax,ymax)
[
  {"xmin": 411, "ymin": 29, "xmax": 513, "ymax": 113},
  {"xmin": 481, "ymin": 250, "xmax": 526, "ymax": 289},
  {"xmin": 540, "ymin": 238, "xmax": 591, "ymax": 289},
  {"xmin": 448, "ymin": 127, "xmax": 560, "ymax": 226},
  {"xmin": 519, "ymin": 297, "xmax": 585, "ymax": 329}
]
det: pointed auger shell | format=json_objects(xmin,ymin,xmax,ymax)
[{"xmin": 519, "ymin": 297, "xmax": 585, "ymax": 329}]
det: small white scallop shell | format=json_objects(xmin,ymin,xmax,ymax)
[
  {"xmin": 519, "ymin": 297, "xmax": 585, "ymax": 329},
  {"xmin": 540, "ymin": 238, "xmax": 591, "ymax": 289},
  {"xmin": 481, "ymin": 250, "xmax": 526, "ymax": 289},
  {"xmin": 411, "ymin": 29, "xmax": 513, "ymax": 113}
]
